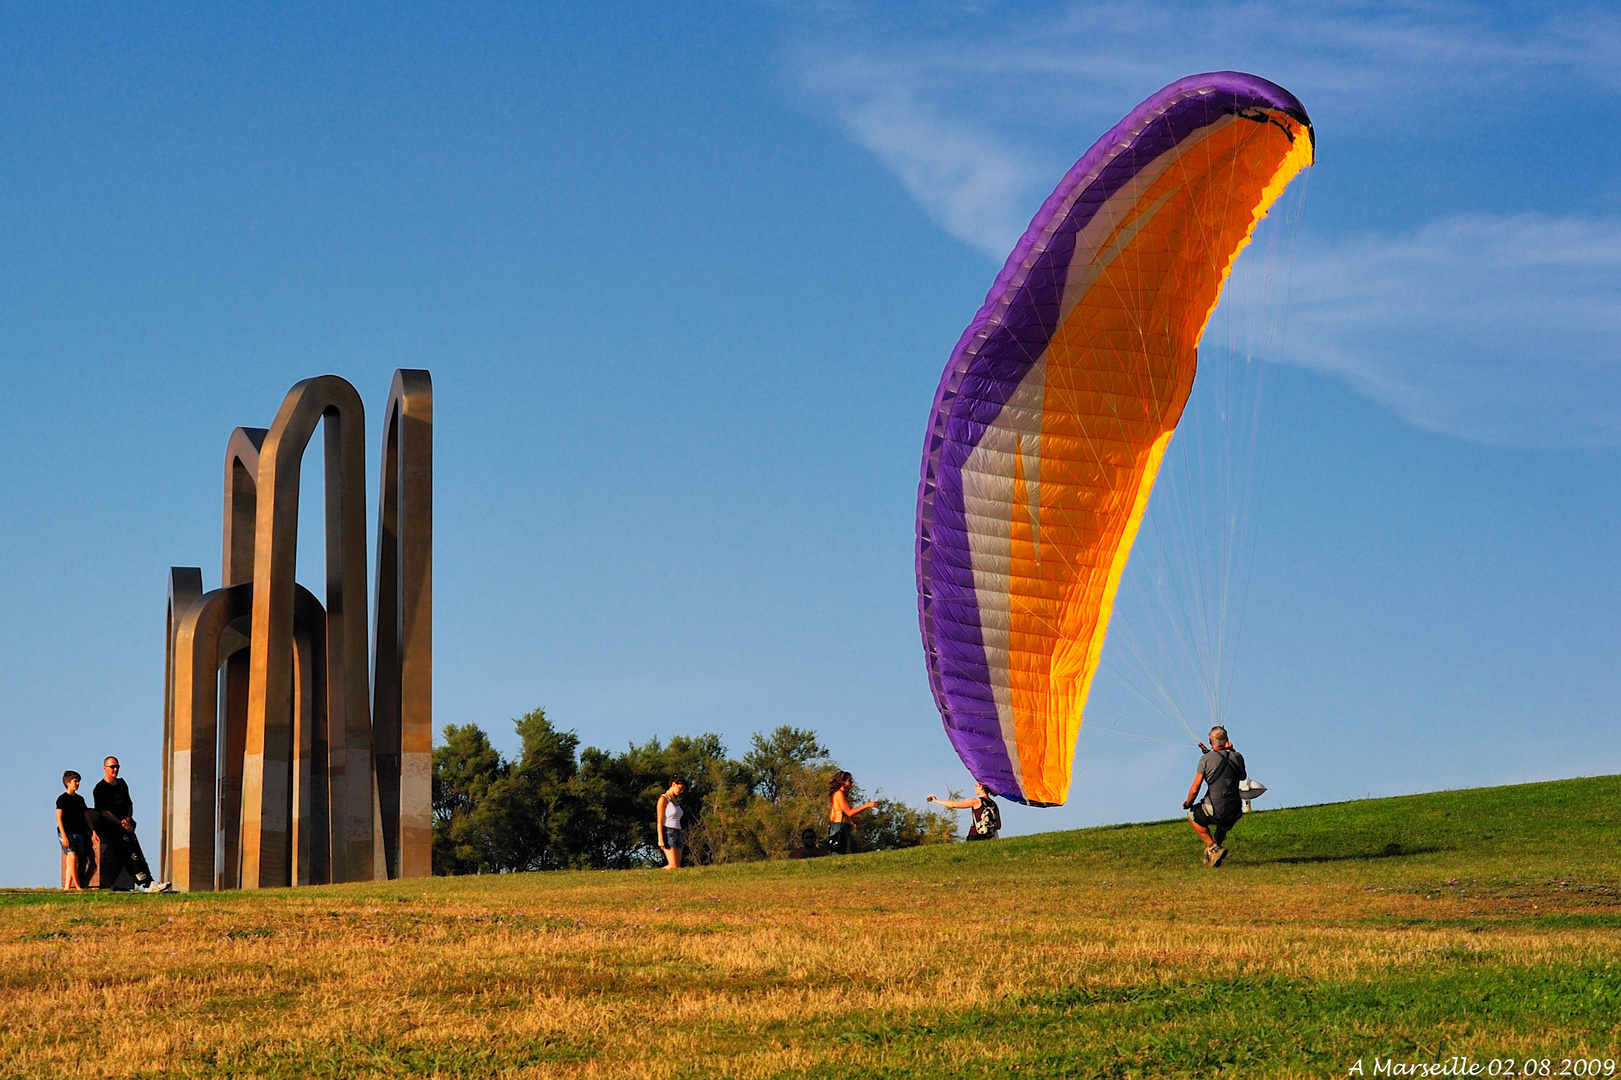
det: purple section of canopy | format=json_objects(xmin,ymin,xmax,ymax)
[{"xmin": 915, "ymin": 72, "xmax": 1310, "ymax": 804}]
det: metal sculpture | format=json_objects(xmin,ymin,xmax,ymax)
[
  {"xmin": 161, "ymin": 371, "xmax": 433, "ymax": 890},
  {"xmin": 371, "ymin": 370, "xmax": 433, "ymax": 881},
  {"xmin": 160, "ymin": 567, "xmax": 203, "ymax": 884}
]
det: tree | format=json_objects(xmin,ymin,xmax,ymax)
[
  {"xmin": 479, "ymin": 708, "xmax": 581, "ymax": 871},
  {"xmin": 685, "ymin": 758, "xmax": 831, "ymax": 864},
  {"xmin": 431, "ymin": 710, "xmax": 582, "ymax": 873},
  {"xmin": 431, "ymin": 714, "xmax": 956, "ymax": 874},
  {"xmin": 741, "ymin": 726, "xmax": 828, "ymax": 801},
  {"xmin": 855, "ymin": 797, "xmax": 960, "ymax": 851},
  {"xmin": 571, "ymin": 731, "xmax": 738, "ymax": 868},
  {"xmin": 431, "ymin": 723, "xmax": 508, "ymax": 875},
  {"xmin": 686, "ymin": 731, "xmax": 957, "ymax": 863}
]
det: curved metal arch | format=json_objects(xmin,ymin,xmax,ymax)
[
  {"xmin": 289, "ymin": 583, "xmax": 330, "ymax": 886},
  {"xmin": 224, "ymin": 427, "xmax": 268, "ymax": 588},
  {"xmin": 170, "ymin": 583, "xmax": 251, "ymax": 892},
  {"xmin": 217, "ymin": 423, "xmax": 334, "ymax": 887},
  {"xmin": 170, "ymin": 583, "xmax": 328, "ymax": 891},
  {"xmin": 244, "ymin": 375, "xmax": 373, "ymax": 888}
]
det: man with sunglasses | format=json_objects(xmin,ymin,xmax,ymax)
[{"xmin": 92, "ymin": 757, "xmax": 169, "ymax": 892}]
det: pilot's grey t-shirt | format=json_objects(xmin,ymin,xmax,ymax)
[{"xmin": 1197, "ymin": 749, "xmax": 1247, "ymax": 818}]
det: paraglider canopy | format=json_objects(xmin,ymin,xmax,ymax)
[{"xmin": 916, "ymin": 72, "xmax": 1313, "ymax": 807}]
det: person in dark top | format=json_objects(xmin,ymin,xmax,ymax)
[
  {"xmin": 788, "ymin": 828, "xmax": 828, "ymax": 859},
  {"xmin": 56, "ymin": 771, "xmax": 92, "ymax": 890},
  {"xmin": 928, "ymin": 782, "xmax": 1001, "ymax": 841},
  {"xmin": 1183, "ymin": 726, "xmax": 1247, "ymax": 867},
  {"xmin": 92, "ymin": 756, "xmax": 168, "ymax": 892}
]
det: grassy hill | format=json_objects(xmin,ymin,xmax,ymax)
[{"xmin": 3, "ymin": 776, "xmax": 1619, "ymax": 1078}]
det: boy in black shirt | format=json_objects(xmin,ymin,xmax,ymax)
[
  {"xmin": 56, "ymin": 771, "xmax": 91, "ymax": 890},
  {"xmin": 92, "ymin": 757, "xmax": 168, "ymax": 892}
]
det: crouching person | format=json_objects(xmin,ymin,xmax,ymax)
[
  {"xmin": 1183, "ymin": 727, "xmax": 1245, "ymax": 867},
  {"xmin": 788, "ymin": 829, "xmax": 827, "ymax": 859}
]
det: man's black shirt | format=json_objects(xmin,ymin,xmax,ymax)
[
  {"xmin": 93, "ymin": 777, "xmax": 133, "ymax": 823},
  {"xmin": 56, "ymin": 792, "xmax": 89, "ymax": 835}
]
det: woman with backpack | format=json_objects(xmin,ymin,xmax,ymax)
[{"xmin": 928, "ymin": 782, "xmax": 1001, "ymax": 841}]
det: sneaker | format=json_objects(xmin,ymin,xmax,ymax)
[
  {"xmin": 1209, "ymin": 846, "xmax": 1228, "ymax": 868},
  {"xmin": 1202, "ymin": 845, "xmax": 1217, "ymax": 866},
  {"xmin": 138, "ymin": 881, "xmax": 173, "ymax": 894}
]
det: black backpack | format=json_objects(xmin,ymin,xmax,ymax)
[
  {"xmin": 974, "ymin": 796, "xmax": 1001, "ymax": 835},
  {"xmin": 1200, "ymin": 750, "xmax": 1244, "ymax": 817}
]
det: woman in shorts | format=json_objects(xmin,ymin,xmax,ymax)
[
  {"xmin": 827, "ymin": 771, "xmax": 877, "ymax": 855},
  {"xmin": 656, "ymin": 776, "xmax": 686, "ymax": 869}
]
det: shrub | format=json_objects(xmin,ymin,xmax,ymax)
[{"xmin": 432, "ymin": 717, "xmax": 955, "ymax": 873}]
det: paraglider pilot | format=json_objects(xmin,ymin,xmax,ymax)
[{"xmin": 1183, "ymin": 727, "xmax": 1246, "ymax": 867}]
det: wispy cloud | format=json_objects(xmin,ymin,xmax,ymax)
[
  {"xmin": 796, "ymin": 3, "xmax": 1621, "ymax": 252},
  {"xmin": 1260, "ymin": 214, "xmax": 1621, "ymax": 446},
  {"xmin": 801, "ymin": 56, "xmax": 1043, "ymax": 256},
  {"xmin": 791, "ymin": 2, "xmax": 1621, "ymax": 445}
]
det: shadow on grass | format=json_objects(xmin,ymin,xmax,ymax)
[{"xmin": 1257, "ymin": 843, "xmax": 1446, "ymax": 865}]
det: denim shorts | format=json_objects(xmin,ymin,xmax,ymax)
[
  {"xmin": 661, "ymin": 828, "xmax": 683, "ymax": 850},
  {"xmin": 63, "ymin": 833, "xmax": 89, "ymax": 856}
]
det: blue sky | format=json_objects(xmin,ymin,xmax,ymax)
[{"xmin": 3, "ymin": 1, "xmax": 1619, "ymax": 885}]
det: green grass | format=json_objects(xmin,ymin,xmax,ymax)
[{"xmin": 3, "ymin": 776, "xmax": 1619, "ymax": 1078}]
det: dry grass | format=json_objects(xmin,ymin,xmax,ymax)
[{"xmin": 4, "ymin": 776, "xmax": 1620, "ymax": 1078}]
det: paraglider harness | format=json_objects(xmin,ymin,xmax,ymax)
[{"xmin": 1195, "ymin": 743, "xmax": 1242, "ymax": 822}]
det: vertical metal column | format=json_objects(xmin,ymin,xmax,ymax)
[
  {"xmin": 162, "ymin": 567, "xmax": 204, "ymax": 885},
  {"xmin": 372, "ymin": 370, "xmax": 433, "ymax": 879},
  {"xmin": 243, "ymin": 376, "xmax": 372, "ymax": 889}
]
